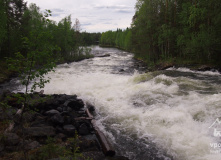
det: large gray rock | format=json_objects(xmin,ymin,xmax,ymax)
[
  {"xmin": 63, "ymin": 125, "xmax": 76, "ymax": 136},
  {"xmin": 45, "ymin": 109, "xmax": 60, "ymax": 116},
  {"xmin": 64, "ymin": 99, "xmax": 84, "ymax": 111},
  {"xmin": 50, "ymin": 114, "xmax": 64, "ymax": 125},
  {"xmin": 25, "ymin": 126, "xmax": 56, "ymax": 137}
]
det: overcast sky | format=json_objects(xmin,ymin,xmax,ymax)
[{"xmin": 25, "ymin": 0, "xmax": 137, "ymax": 33}]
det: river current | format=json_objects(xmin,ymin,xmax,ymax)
[{"xmin": 3, "ymin": 46, "xmax": 221, "ymax": 160}]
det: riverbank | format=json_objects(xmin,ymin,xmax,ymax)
[
  {"xmin": 0, "ymin": 91, "xmax": 129, "ymax": 160},
  {"xmin": 0, "ymin": 50, "xmax": 94, "ymax": 85},
  {"xmin": 99, "ymin": 45, "xmax": 221, "ymax": 73}
]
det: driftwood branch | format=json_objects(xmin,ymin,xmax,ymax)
[{"xmin": 86, "ymin": 108, "xmax": 115, "ymax": 156}]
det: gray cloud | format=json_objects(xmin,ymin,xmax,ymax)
[
  {"xmin": 94, "ymin": 5, "xmax": 132, "ymax": 10},
  {"xmin": 26, "ymin": 0, "xmax": 137, "ymax": 32},
  {"xmin": 82, "ymin": 22, "xmax": 92, "ymax": 26},
  {"xmin": 52, "ymin": 13, "xmax": 61, "ymax": 17},
  {"xmin": 117, "ymin": 9, "xmax": 133, "ymax": 13},
  {"xmin": 52, "ymin": 8, "xmax": 64, "ymax": 13}
]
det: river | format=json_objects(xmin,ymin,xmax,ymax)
[{"xmin": 2, "ymin": 46, "xmax": 221, "ymax": 160}]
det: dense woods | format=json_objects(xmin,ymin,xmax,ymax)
[
  {"xmin": 100, "ymin": 0, "xmax": 221, "ymax": 66},
  {"xmin": 100, "ymin": 28, "xmax": 132, "ymax": 51},
  {"xmin": 0, "ymin": 0, "xmax": 101, "ymax": 62}
]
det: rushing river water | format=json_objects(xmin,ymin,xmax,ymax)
[{"xmin": 2, "ymin": 46, "xmax": 221, "ymax": 160}]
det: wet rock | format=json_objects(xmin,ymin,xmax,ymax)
[
  {"xmin": 63, "ymin": 125, "xmax": 76, "ymax": 136},
  {"xmin": 96, "ymin": 54, "xmax": 111, "ymax": 57},
  {"xmin": 57, "ymin": 95, "xmax": 68, "ymax": 104},
  {"xmin": 63, "ymin": 106, "xmax": 72, "ymax": 112},
  {"xmin": 45, "ymin": 109, "xmax": 60, "ymax": 116},
  {"xmin": 52, "ymin": 100, "xmax": 60, "ymax": 108},
  {"xmin": 87, "ymin": 103, "xmax": 95, "ymax": 112},
  {"xmin": 64, "ymin": 99, "xmax": 84, "ymax": 111},
  {"xmin": 50, "ymin": 114, "xmax": 64, "ymax": 125},
  {"xmin": 25, "ymin": 126, "xmax": 56, "ymax": 137},
  {"xmin": 119, "ymin": 69, "xmax": 125, "ymax": 72},
  {"xmin": 197, "ymin": 65, "xmax": 211, "ymax": 71},
  {"xmin": 30, "ymin": 115, "xmax": 47, "ymax": 127}
]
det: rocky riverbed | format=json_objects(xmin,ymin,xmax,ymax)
[{"xmin": 0, "ymin": 91, "xmax": 129, "ymax": 160}]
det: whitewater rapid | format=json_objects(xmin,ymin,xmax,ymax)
[{"xmin": 14, "ymin": 46, "xmax": 221, "ymax": 160}]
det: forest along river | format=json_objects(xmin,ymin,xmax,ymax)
[{"xmin": 2, "ymin": 46, "xmax": 221, "ymax": 160}]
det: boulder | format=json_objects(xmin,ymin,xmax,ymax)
[
  {"xmin": 87, "ymin": 103, "xmax": 95, "ymax": 112},
  {"xmin": 50, "ymin": 114, "xmax": 64, "ymax": 125},
  {"xmin": 57, "ymin": 95, "xmax": 68, "ymax": 104},
  {"xmin": 63, "ymin": 125, "xmax": 76, "ymax": 136},
  {"xmin": 63, "ymin": 106, "xmax": 72, "ymax": 112},
  {"xmin": 30, "ymin": 115, "xmax": 47, "ymax": 127},
  {"xmin": 197, "ymin": 65, "xmax": 211, "ymax": 71},
  {"xmin": 25, "ymin": 126, "xmax": 56, "ymax": 137},
  {"xmin": 96, "ymin": 54, "xmax": 111, "ymax": 57},
  {"xmin": 64, "ymin": 99, "xmax": 84, "ymax": 111},
  {"xmin": 45, "ymin": 109, "xmax": 60, "ymax": 116},
  {"xmin": 119, "ymin": 69, "xmax": 125, "ymax": 72}
]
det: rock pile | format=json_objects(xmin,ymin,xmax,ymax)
[{"xmin": 0, "ymin": 91, "xmax": 129, "ymax": 160}]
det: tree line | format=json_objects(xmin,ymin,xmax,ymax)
[
  {"xmin": 0, "ymin": 0, "xmax": 101, "ymax": 62},
  {"xmin": 100, "ymin": 0, "xmax": 221, "ymax": 66},
  {"xmin": 100, "ymin": 28, "xmax": 132, "ymax": 51}
]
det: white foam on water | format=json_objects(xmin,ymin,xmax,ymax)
[
  {"xmin": 167, "ymin": 67, "xmax": 220, "ymax": 76},
  {"xmin": 16, "ymin": 47, "xmax": 221, "ymax": 160}
]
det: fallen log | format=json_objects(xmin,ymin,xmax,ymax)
[
  {"xmin": 85, "ymin": 109, "xmax": 115, "ymax": 157},
  {"xmin": 74, "ymin": 117, "xmax": 93, "ymax": 121}
]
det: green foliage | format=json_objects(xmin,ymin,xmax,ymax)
[
  {"xmin": 63, "ymin": 132, "xmax": 83, "ymax": 160},
  {"xmin": 100, "ymin": 28, "xmax": 132, "ymax": 51},
  {"xmin": 0, "ymin": 101, "xmax": 12, "ymax": 120},
  {"xmin": 131, "ymin": 0, "xmax": 221, "ymax": 65},
  {"xmin": 0, "ymin": 0, "xmax": 7, "ymax": 51},
  {"xmin": 29, "ymin": 137, "xmax": 65, "ymax": 160},
  {"xmin": 101, "ymin": 0, "xmax": 221, "ymax": 66},
  {"xmin": 80, "ymin": 32, "xmax": 101, "ymax": 46}
]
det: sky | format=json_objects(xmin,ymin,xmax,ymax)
[{"xmin": 25, "ymin": 0, "xmax": 137, "ymax": 33}]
